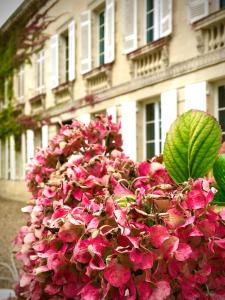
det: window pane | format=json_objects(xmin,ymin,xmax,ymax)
[
  {"xmin": 147, "ymin": 29, "xmax": 154, "ymax": 43},
  {"xmin": 223, "ymin": 133, "xmax": 225, "ymax": 142},
  {"xmin": 146, "ymin": 123, "xmax": 155, "ymax": 141},
  {"xmin": 219, "ymin": 86, "xmax": 225, "ymax": 108},
  {"xmin": 100, "ymin": 40, "xmax": 104, "ymax": 53},
  {"xmin": 146, "ymin": 103, "xmax": 154, "ymax": 121},
  {"xmin": 100, "ymin": 26, "xmax": 104, "ymax": 39},
  {"xmin": 220, "ymin": 0, "xmax": 225, "ymax": 8},
  {"xmin": 146, "ymin": 142, "xmax": 155, "ymax": 158},
  {"xmin": 147, "ymin": 12, "xmax": 154, "ymax": 29},
  {"xmin": 147, "ymin": 0, "xmax": 153, "ymax": 11},
  {"xmin": 100, "ymin": 54, "xmax": 104, "ymax": 65},
  {"xmin": 219, "ymin": 109, "xmax": 225, "ymax": 132}
]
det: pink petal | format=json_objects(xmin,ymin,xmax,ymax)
[
  {"xmin": 149, "ymin": 225, "xmax": 169, "ymax": 248},
  {"xmin": 185, "ymin": 190, "xmax": 207, "ymax": 210},
  {"xmin": 104, "ymin": 262, "xmax": 131, "ymax": 287},
  {"xmin": 150, "ymin": 281, "xmax": 171, "ymax": 300},
  {"xmin": 175, "ymin": 243, "xmax": 192, "ymax": 261}
]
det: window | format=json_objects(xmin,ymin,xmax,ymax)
[
  {"xmin": 146, "ymin": 0, "xmax": 154, "ymax": 43},
  {"xmin": 17, "ymin": 64, "xmax": 25, "ymax": 101},
  {"xmin": 220, "ymin": 0, "xmax": 225, "ymax": 9},
  {"xmin": 59, "ymin": 30, "xmax": 69, "ymax": 83},
  {"xmin": 50, "ymin": 20, "xmax": 75, "ymax": 89},
  {"xmin": 218, "ymin": 85, "xmax": 225, "ymax": 142},
  {"xmin": 122, "ymin": 0, "xmax": 172, "ymax": 54},
  {"xmin": 145, "ymin": 102, "xmax": 161, "ymax": 158},
  {"xmin": 99, "ymin": 11, "xmax": 105, "ymax": 65},
  {"xmin": 36, "ymin": 50, "xmax": 45, "ymax": 93},
  {"xmin": 80, "ymin": 0, "xmax": 115, "ymax": 74}
]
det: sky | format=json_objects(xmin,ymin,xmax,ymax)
[{"xmin": 0, "ymin": 0, "xmax": 23, "ymax": 27}]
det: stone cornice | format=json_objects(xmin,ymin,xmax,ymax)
[{"xmin": 42, "ymin": 47, "xmax": 225, "ymax": 119}]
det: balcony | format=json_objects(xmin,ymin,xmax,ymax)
[
  {"xmin": 83, "ymin": 63, "xmax": 112, "ymax": 94},
  {"xmin": 194, "ymin": 9, "xmax": 225, "ymax": 54},
  {"xmin": 127, "ymin": 37, "xmax": 170, "ymax": 79}
]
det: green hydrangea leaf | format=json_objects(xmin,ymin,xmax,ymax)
[
  {"xmin": 163, "ymin": 110, "xmax": 222, "ymax": 184},
  {"xmin": 213, "ymin": 154, "xmax": 225, "ymax": 193}
]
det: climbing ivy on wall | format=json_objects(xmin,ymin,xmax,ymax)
[{"xmin": 0, "ymin": 0, "xmax": 60, "ymax": 139}]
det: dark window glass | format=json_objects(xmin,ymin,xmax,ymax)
[
  {"xmin": 146, "ymin": 0, "xmax": 154, "ymax": 43},
  {"xmin": 220, "ymin": 0, "xmax": 225, "ymax": 8},
  {"xmin": 146, "ymin": 142, "xmax": 155, "ymax": 158},
  {"xmin": 219, "ymin": 109, "xmax": 225, "ymax": 132},
  {"xmin": 146, "ymin": 103, "xmax": 154, "ymax": 121},
  {"xmin": 146, "ymin": 123, "xmax": 155, "ymax": 141},
  {"xmin": 219, "ymin": 86, "xmax": 225, "ymax": 108},
  {"xmin": 99, "ymin": 11, "xmax": 105, "ymax": 65}
]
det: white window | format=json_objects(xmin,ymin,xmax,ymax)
[
  {"xmin": 80, "ymin": 0, "xmax": 115, "ymax": 74},
  {"xmin": 217, "ymin": 85, "xmax": 225, "ymax": 142},
  {"xmin": 188, "ymin": 0, "xmax": 225, "ymax": 23},
  {"xmin": 17, "ymin": 64, "xmax": 25, "ymax": 102},
  {"xmin": 122, "ymin": 0, "xmax": 172, "ymax": 53},
  {"xmin": 50, "ymin": 20, "xmax": 75, "ymax": 88},
  {"xmin": 144, "ymin": 102, "xmax": 161, "ymax": 158},
  {"xmin": 99, "ymin": 10, "xmax": 105, "ymax": 65},
  {"xmin": 36, "ymin": 49, "xmax": 45, "ymax": 94}
]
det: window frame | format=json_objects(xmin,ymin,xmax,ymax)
[
  {"xmin": 144, "ymin": 0, "xmax": 160, "ymax": 45},
  {"xmin": 17, "ymin": 64, "xmax": 25, "ymax": 102},
  {"xmin": 143, "ymin": 100, "xmax": 162, "ymax": 159},
  {"xmin": 36, "ymin": 49, "xmax": 45, "ymax": 94},
  {"xmin": 215, "ymin": 82, "xmax": 225, "ymax": 142},
  {"xmin": 98, "ymin": 10, "xmax": 105, "ymax": 65}
]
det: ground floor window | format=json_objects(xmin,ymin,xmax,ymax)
[
  {"xmin": 218, "ymin": 85, "xmax": 225, "ymax": 142},
  {"xmin": 145, "ymin": 102, "xmax": 161, "ymax": 158}
]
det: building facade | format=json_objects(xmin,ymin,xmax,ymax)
[{"xmin": 1, "ymin": 0, "xmax": 225, "ymax": 202}]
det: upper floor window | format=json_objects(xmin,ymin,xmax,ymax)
[
  {"xmin": 99, "ymin": 11, "xmax": 105, "ymax": 65},
  {"xmin": 145, "ymin": 102, "xmax": 161, "ymax": 158},
  {"xmin": 17, "ymin": 64, "xmax": 25, "ymax": 102},
  {"xmin": 218, "ymin": 85, "xmax": 225, "ymax": 141},
  {"xmin": 122, "ymin": 0, "xmax": 172, "ymax": 54},
  {"xmin": 50, "ymin": 20, "xmax": 75, "ymax": 89},
  {"xmin": 220, "ymin": 0, "xmax": 225, "ymax": 8},
  {"xmin": 36, "ymin": 49, "xmax": 45, "ymax": 94},
  {"xmin": 189, "ymin": 0, "xmax": 225, "ymax": 23},
  {"xmin": 60, "ymin": 30, "xmax": 69, "ymax": 83},
  {"xmin": 146, "ymin": 0, "xmax": 154, "ymax": 43},
  {"xmin": 80, "ymin": 0, "xmax": 115, "ymax": 74}
]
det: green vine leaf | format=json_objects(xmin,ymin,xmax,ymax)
[
  {"xmin": 163, "ymin": 110, "xmax": 222, "ymax": 184},
  {"xmin": 213, "ymin": 154, "xmax": 225, "ymax": 193}
]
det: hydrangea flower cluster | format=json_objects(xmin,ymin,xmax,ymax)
[{"xmin": 15, "ymin": 116, "xmax": 225, "ymax": 300}]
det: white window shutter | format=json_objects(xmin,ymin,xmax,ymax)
[
  {"xmin": 42, "ymin": 125, "xmax": 49, "ymax": 149},
  {"xmin": 78, "ymin": 113, "xmax": 91, "ymax": 125},
  {"xmin": 189, "ymin": 0, "xmax": 209, "ymax": 23},
  {"xmin": 122, "ymin": 0, "xmax": 137, "ymax": 54},
  {"xmin": 161, "ymin": 89, "xmax": 177, "ymax": 150},
  {"xmin": 26, "ymin": 130, "xmax": 34, "ymax": 163},
  {"xmin": 80, "ymin": 11, "xmax": 92, "ymax": 74},
  {"xmin": 68, "ymin": 20, "xmax": 75, "ymax": 81},
  {"xmin": 106, "ymin": 106, "xmax": 117, "ymax": 122},
  {"xmin": 121, "ymin": 101, "xmax": 136, "ymax": 160},
  {"xmin": 105, "ymin": 0, "xmax": 115, "ymax": 63},
  {"xmin": 9, "ymin": 135, "xmax": 16, "ymax": 180},
  {"xmin": 50, "ymin": 34, "xmax": 59, "ymax": 88},
  {"xmin": 21, "ymin": 133, "xmax": 26, "ymax": 179},
  {"xmin": 160, "ymin": 0, "xmax": 172, "ymax": 38},
  {"xmin": 5, "ymin": 138, "xmax": 9, "ymax": 179},
  {"xmin": 185, "ymin": 82, "xmax": 207, "ymax": 112}
]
